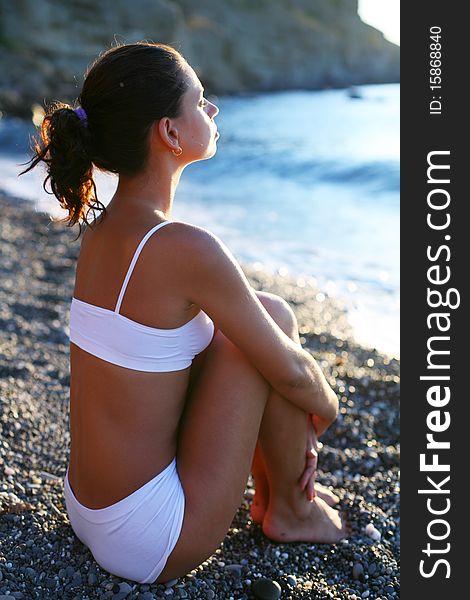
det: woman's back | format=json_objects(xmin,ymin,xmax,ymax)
[{"xmin": 68, "ymin": 208, "xmax": 212, "ymax": 509}]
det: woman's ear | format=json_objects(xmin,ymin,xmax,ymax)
[{"xmin": 153, "ymin": 117, "xmax": 179, "ymax": 152}]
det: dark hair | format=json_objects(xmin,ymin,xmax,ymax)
[{"xmin": 20, "ymin": 42, "xmax": 189, "ymax": 239}]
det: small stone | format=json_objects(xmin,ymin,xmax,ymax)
[
  {"xmin": 385, "ymin": 585, "xmax": 395, "ymax": 595},
  {"xmin": 362, "ymin": 592, "xmax": 370, "ymax": 599},
  {"xmin": 364, "ymin": 523, "xmax": 381, "ymax": 541},
  {"xmin": 286, "ymin": 575, "xmax": 297, "ymax": 586},
  {"xmin": 252, "ymin": 578, "xmax": 282, "ymax": 600},
  {"xmin": 118, "ymin": 582, "xmax": 133, "ymax": 595},
  {"xmin": 65, "ymin": 566, "xmax": 75, "ymax": 578},
  {"xmin": 88, "ymin": 572, "xmax": 98, "ymax": 585},
  {"xmin": 224, "ymin": 564, "xmax": 242, "ymax": 578},
  {"xmin": 352, "ymin": 564, "xmax": 364, "ymax": 580},
  {"xmin": 206, "ymin": 591, "xmax": 215, "ymax": 599},
  {"xmin": 176, "ymin": 590, "xmax": 188, "ymax": 599},
  {"xmin": 165, "ymin": 579, "xmax": 179, "ymax": 588},
  {"xmin": 368, "ymin": 563, "xmax": 377, "ymax": 576}
]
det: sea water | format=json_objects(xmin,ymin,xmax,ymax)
[{"xmin": 0, "ymin": 83, "xmax": 399, "ymax": 357}]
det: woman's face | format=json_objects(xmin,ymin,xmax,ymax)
[{"xmin": 173, "ymin": 65, "xmax": 220, "ymax": 162}]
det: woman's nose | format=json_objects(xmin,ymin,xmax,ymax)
[{"xmin": 209, "ymin": 101, "xmax": 219, "ymax": 118}]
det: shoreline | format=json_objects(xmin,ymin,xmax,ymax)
[{"xmin": 0, "ymin": 191, "xmax": 400, "ymax": 599}]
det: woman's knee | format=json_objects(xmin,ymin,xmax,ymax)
[{"xmin": 255, "ymin": 290, "xmax": 298, "ymax": 337}]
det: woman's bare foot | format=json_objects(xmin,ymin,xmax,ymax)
[
  {"xmin": 250, "ymin": 482, "xmax": 340, "ymax": 524},
  {"xmin": 262, "ymin": 495, "xmax": 349, "ymax": 544}
]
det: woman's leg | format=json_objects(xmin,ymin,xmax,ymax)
[
  {"xmin": 250, "ymin": 408, "xmax": 339, "ymax": 525},
  {"xmin": 255, "ymin": 381, "xmax": 346, "ymax": 544},
  {"xmin": 248, "ymin": 294, "xmax": 345, "ymax": 542},
  {"xmin": 155, "ymin": 293, "xmax": 346, "ymax": 583},
  {"xmin": 250, "ymin": 294, "xmax": 339, "ymax": 524},
  {"xmin": 249, "ymin": 439, "xmax": 270, "ymax": 523}
]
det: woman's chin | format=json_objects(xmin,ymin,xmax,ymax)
[{"xmin": 204, "ymin": 141, "xmax": 219, "ymax": 159}]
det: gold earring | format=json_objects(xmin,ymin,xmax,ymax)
[{"xmin": 172, "ymin": 147, "xmax": 183, "ymax": 157}]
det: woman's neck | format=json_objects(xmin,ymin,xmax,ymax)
[{"xmin": 109, "ymin": 155, "xmax": 185, "ymax": 220}]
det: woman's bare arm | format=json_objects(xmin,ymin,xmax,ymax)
[{"xmin": 168, "ymin": 223, "xmax": 338, "ymax": 423}]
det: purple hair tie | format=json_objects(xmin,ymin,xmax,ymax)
[{"xmin": 74, "ymin": 107, "xmax": 88, "ymax": 126}]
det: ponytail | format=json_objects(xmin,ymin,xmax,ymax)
[
  {"xmin": 20, "ymin": 42, "xmax": 189, "ymax": 241},
  {"xmin": 20, "ymin": 101, "xmax": 106, "ymax": 241}
]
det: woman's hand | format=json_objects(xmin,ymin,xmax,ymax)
[{"xmin": 299, "ymin": 413, "xmax": 322, "ymax": 502}]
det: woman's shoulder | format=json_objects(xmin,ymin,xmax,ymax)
[{"xmin": 156, "ymin": 219, "xmax": 223, "ymax": 252}]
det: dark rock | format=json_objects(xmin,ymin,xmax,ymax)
[
  {"xmin": 224, "ymin": 564, "xmax": 242, "ymax": 578},
  {"xmin": 352, "ymin": 563, "xmax": 364, "ymax": 580},
  {"xmin": 286, "ymin": 575, "xmax": 297, "ymax": 586},
  {"xmin": 252, "ymin": 577, "xmax": 282, "ymax": 600}
]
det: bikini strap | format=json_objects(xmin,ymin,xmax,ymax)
[{"xmin": 114, "ymin": 220, "xmax": 173, "ymax": 314}]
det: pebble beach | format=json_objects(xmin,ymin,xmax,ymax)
[{"xmin": 0, "ymin": 191, "xmax": 400, "ymax": 599}]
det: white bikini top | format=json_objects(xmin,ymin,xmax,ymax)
[{"xmin": 69, "ymin": 220, "xmax": 215, "ymax": 372}]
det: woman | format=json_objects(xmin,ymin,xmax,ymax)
[{"xmin": 23, "ymin": 42, "xmax": 347, "ymax": 585}]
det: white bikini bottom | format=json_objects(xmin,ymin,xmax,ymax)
[{"xmin": 63, "ymin": 457, "xmax": 185, "ymax": 584}]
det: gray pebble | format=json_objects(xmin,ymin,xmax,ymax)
[
  {"xmin": 118, "ymin": 582, "xmax": 133, "ymax": 595},
  {"xmin": 352, "ymin": 563, "xmax": 364, "ymax": 580},
  {"xmin": 88, "ymin": 572, "xmax": 98, "ymax": 585},
  {"xmin": 353, "ymin": 553, "xmax": 362, "ymax": 561},
  {"xmin": 368, "ymin": 563, "xmax": 377, "ymax": 576},
  {"xmin": 65, "ymin": 565, "xmax": 76, "ymax": 578},
  {"xmin": 137, "ymin": 593, "xmax": 154, "ymax": 600},
  {"xmin": 224, "ymin": 564, "xmax": 242, "ymax": 578},
  {"xmin": 252, "ymin": 578, "xmax": 282, "ymax": 600},
  {"xmin": 362, "ymin": 592, "xmax": 370, "ymax": 599}
]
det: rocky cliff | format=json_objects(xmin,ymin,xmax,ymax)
[{"xmin": 0, "ymin": 0, "xmax": 399, "ymax": 117}]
